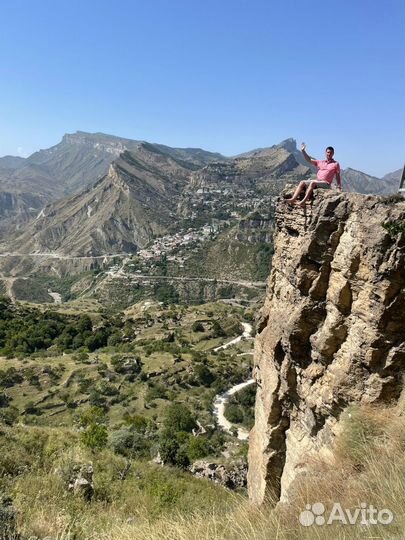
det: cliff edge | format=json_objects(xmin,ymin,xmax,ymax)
[{"xmin": 248, "ymin": 190, "xmax": 405, "ymax": 505}]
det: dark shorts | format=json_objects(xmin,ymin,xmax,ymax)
[{"xmin": 303, "ymin": 180, "xmax": 331, "ymax": 189}]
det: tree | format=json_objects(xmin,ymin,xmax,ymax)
[
  {"xmin": 89, "ymin": 389, "xmax": 108, "ymax": 410},
  {"xmin": 84, "ymin": 328, "xmax": 110, "ymax": 352},
  {"xmin": 164, "ymin": 403, "xmax": 197, "ymax": 433},
  {"xmin": 194, "ymin": 364, "xmax": 215, "ymax": 387},
  {"xmin": 224, "ymin": 403, "xmax": 244, "ymax": 424},
  {"xmin": 159, "ymin": 435, "xmax": 180, "ymax": 465},
  {"xmin": 159, "ymin": 432, "xmax": 190, "ymax": 468},
  {"xmin": 192, "ymin": 321, "xmax": 205, "ymax": 332},
  {"xmin": 81, "ymin": 423, "xmax": 108, "ymax": 450},
  {"xmin": 211, "ymin": 320, "xmax": 226, "ymax": 338}
]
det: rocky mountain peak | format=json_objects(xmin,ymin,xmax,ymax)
[
  {"xmin": 248, "ymin": 189, "xmax": 405, "ymax": 505},
  {"xmin": 273, "ymin": 138, "xmax": 297, "ymax": 153}
]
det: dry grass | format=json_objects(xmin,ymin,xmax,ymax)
[{"xmin": 6, "ymin": 403, "xmax": 405, "ymax": 540}]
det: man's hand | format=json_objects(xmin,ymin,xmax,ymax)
[{"xmin": 301, "ymin": 142, "xmax": 315, "ymax": 164}]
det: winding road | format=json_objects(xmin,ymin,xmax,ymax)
[
  {"xmin": 213, "ymin": 322, "xmax": 253, "ymax": 352},
  {"xmin": 213, "ymin": 378, "xmax": 255, "ymax": 440},
  {"xmin": 212, "ymin": 321, "xmax": 256, "ymax": 440}
]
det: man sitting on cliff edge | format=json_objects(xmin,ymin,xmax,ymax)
[{"xmin": 285, "ymin": 143, "xmax": 342, "ymax": 207}]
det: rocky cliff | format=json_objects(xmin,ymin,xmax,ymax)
[{"xmin": 248, "ymin": 189, "xmax": 405, "ymax": 505}]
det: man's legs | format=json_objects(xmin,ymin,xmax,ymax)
[
  {"xmin": 285, "ymin": 181, "xmax": 308, "ymax": 204},
  {"xmin": 296, "ymin": 180, "xmax": 317, "ymax": 206}
]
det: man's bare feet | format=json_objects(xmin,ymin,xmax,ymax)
[
  {"xmin": 285, "ymin": 198, "xmax": 296, "ymax": 205},
  {"xmin": 295, "ymin": 200, "xmax": 307, "ymax": 208}
]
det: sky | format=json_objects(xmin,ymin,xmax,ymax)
[{"xmin": 0, "ymin": 0, "xmax": 404, "ymax": 177}]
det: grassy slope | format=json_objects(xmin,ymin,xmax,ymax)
[{"xmin": 1, "ymin": 402, "xmax": 403, "ymax": 539}]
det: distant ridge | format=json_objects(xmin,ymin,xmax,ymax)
[
  {"xmin": 7, "ymin": 144, "xmax": 197, "ymax": 256},
  {"xmin": 0, "ymin": 133, "xmax": 400, "ymax": 240},
  {"xmin": 0, "ymin": 131, "xmax": 227, "ymax": 236},
  {"xmin": 342, "ymin": 167, "xmax": 398, "ymax": 195}
]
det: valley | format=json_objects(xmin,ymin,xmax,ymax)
[{"xmin": 0, "ymin": 132, "xmax": 403, "ymax": 539}]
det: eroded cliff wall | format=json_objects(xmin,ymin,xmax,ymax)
[{"xmin": 248, "ymin": 190, "xmax": 405, "ymax": 505}]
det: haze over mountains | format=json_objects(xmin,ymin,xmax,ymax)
[{"xmin": 0, "ymin": 131, "xmax": 401, "ymax": 256}]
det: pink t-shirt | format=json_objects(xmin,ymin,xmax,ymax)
[{"xmin": 313, "ymin": 159, "xmax": 340, "ymax": 184}]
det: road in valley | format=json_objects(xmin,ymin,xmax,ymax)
[{"xmin": 212, "ymin": 322, "xmax": 256, "ymax": 441}]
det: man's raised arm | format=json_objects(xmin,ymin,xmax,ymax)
[{"xmin": 301, "ymin": 142, "xmax": 317, "ymax": 165}]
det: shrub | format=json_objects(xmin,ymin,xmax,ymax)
[
  {"xmin": 89, "ymin": 390, "xmax": 108, "ymax": 410},
  {"xmin": 145, "ymin": 383, "xmax": 167, "ymax": 401},
  {"xmin": 79, "ymin": 406, "xmax": 106, "ymax": 427},
  {"xmin": 194, "ymin": 364, "xmax": 215, "ymax": 387},
  {"xmin": 108, "ymin": 428, "xmax": 151, "ymax": 458},
  {"xmin": 187, "ymin": 436, "xmax": 211, "ymax": 461},
  {"xmin": 164, "ymin": 403, "xmax": 197, "ymax": 433},
  {"xmin": 81, "ymin": 423, "xmax": 108, "ymax": 450},
  {"xmin": 382, "ymin": 220, "xmax": 405, "ymax": 237},
  {"xmin": 224, "ymin": 403, "xmax": 244, "ymax": 424},
  {"xmin": 0, "ymin": 406, "xmax": 19, "ymax": 425},
  {"xmin": 192, "ymin": 322, "xmax": 205, "ymax": 332},
  {"xmin": 0, "ymin": 392, "xmax": 10, "ymax": 408}
]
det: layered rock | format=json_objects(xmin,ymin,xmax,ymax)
[{"xmin": 248, "ymin": 189, "xmax": 405, "ymax": 505}]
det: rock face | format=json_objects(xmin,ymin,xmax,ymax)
[
  {"xmin": 67, "ymin": 463, "xmax": 94, "ymax": 501},
  {"xmin": 188, "ymin": 145, "xmax": 310, "ymax": 194},
  {"xmin": 190, "ymin": 460, "xmax": 247, "ymax": 489},
  {"xmin": 248, "ymin": 189, "xmax": 405, "ymax": 505}
]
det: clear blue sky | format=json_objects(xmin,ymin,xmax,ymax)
[{"xmin": 0, "ymin": 0, "xmax": 404, "ymax": 177}]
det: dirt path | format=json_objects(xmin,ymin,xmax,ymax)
[
  {"xmin": 212, "ymin": 322, "xmax": 256, "ymax": 440},
  {"xmin": 213, "ymin": 322, "xmax": 253, "ymax": 352},
  {"xmin": 213, "ymin": 379, "xmax": 255, "ymax": 440}
]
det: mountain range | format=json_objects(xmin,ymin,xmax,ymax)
[
  {"xmin": 0, "ymin": 132, "xmax": 401, "ymax": 258},
  {"xmin": 0, "ymin": 132, "xmax": 226, "ymax": 235}
]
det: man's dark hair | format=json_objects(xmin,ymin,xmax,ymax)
[{"xmin": 326, "ymin": 146, "xmax": 335, "ymax": 153}]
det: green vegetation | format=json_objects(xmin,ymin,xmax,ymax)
[
  {"xmin": 167, "ymin": 225, "xmax": 273, "ymax": 285},
  {"xmin": 255, "ymin": 242, "xmax": 274, "ymax": 279},
  {"xmin": 0, "ymin": 298, "xmax": 261, "ymax": 538},
  {"xmin": 0, "ymin": 297, "xmax": 121, "ymax": 357},
  {"xmin": 382, "ymin": 219, "xmax": 405, "ymax": 237},
  {"xmin": 153, "ymin": 283, "xmax": 179, "ymax": 305},
  {"xmin": 0, "ymin": 298, "xmax": 253, "ymax": 436},
  {"xmin": 0, "ymin": 424, "xmax": 237, "ymax": 538},
  {"xmin": 224, "ymin": 384, "xmax": 256, "ymax": 429},
  {"xmin": 11, "ymin": 273, "xmax": 93, "ymax": 303}
]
